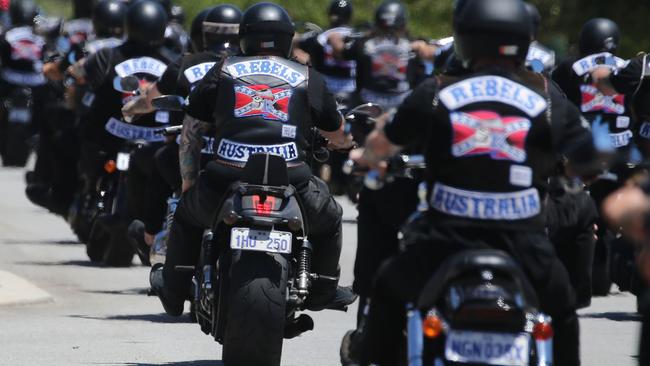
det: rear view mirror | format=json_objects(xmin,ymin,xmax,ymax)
[
  {"xmin": 113, "ymin": 75, "xmax": 140, "ymax": 93},
  {"xmin": 152, "ymin": 95, "xmax": 185, "ymax": 112}
]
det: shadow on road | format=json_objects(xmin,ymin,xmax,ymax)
[
  {"xmin": 69, "ymin": 313, "xmax": 192, "ymax": 324},
  {"xmin": 83, "ymin": 287, "xmax": 150, "ymax": 296},
  {"xmin": 3, "ymin": 239, "xmax": 81, "ymax": 245},
  {"xmin": 580, "ymin": 311, "xmax": 640, "ymax": 322},
  {"xmin": 15, "ymin": 259, "xmax": 99, "ymax": 267}
]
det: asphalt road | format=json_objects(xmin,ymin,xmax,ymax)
[{"xmin": 0, "ymin": 167, "xmax": 642, "ymax": 365}]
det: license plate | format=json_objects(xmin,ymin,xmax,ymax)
[
  {"xmin": 230, "ymin": 228, "xmax": 292, "ymax": 254},
  {"xmin": 116, "ymin": 152, "xmax": 130, "ymax": 171},
  {"xmin": 8, "ymin": 108, "xmax": 31, "ymax": 124},
  {"xmin": 445, "ymin": 330, "xmax": 530, "ymax": 366}
]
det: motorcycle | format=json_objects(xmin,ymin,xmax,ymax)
[
  {"xmin": 407, "ymin": 249, "xmax": 553, "ymax": 366},
  {"xmin": 0, "ymin": 86, "xmax": 36, "ymax": 166}
]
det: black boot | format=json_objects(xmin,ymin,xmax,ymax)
[{"xmin": 149, "ymin": 264, "xmax": 184, "ymax": 316}]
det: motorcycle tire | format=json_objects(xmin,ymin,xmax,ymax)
[
  {"xmin": 86, "ymin": 220, "xmax": 110, "ymax": 263},
  {"xmin": 222, "ymin": 252, "xmax": 288, "ymax": 366},
  {"xmin": 592, "ymin": 257, "xmax": 612, "ymax": 296},
  {"xmin": 103, "ymin": 228, "xmax": 134, "ymax": 267},
  {"xmin": 1, "ymin": 125, "xmax": 31, "ymax": 167}
]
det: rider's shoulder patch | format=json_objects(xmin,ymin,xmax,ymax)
[
  {"xmin": 438, "ymin": 75, "xmax": 547, "ymax": 117},
  {"xmin": 226, "ymin": 59, "xmax": 306, "ymax": 87}
]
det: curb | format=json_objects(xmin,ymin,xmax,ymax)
[{"xmin": 0, "ymin": 270, "xmax": 52, "ymax": 306}]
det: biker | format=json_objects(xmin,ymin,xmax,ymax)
[
  {"xmin": 149, "ymin": 2, "xmax": 357, "ymax": 316},
  {"xmin": 0, "ymin": 0, "xmax": 47, "ymax": 166},
  {"xmin": 73, "ymin": 0, "xmax": 175, "ymax": 261},
  {"xmin": 344, "ymin": 0, "xmax": 600, "ymax": 364},
  {"xmin": 329, "ymin": 0, "xmax": 422, "ymax": 109},
  {"xmin": 523, "ymin": 2, "xmax": 555, "ymax": 73},
  {"xmin": 122, "ymin": 4, "xmax": 242, "ymax": 262}
]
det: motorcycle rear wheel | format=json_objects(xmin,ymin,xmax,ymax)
[{"xmin": 222, "ymin": 252, "xmax": 288, "ymax": 366}]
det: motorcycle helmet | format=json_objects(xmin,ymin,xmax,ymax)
[
  {"xmin": 10, "ymin": 0, "xmax": 39, "ymax": 27},
  {"xmin": 579, "ymin": 18, "xmax": 620, "ymax": 56},
  {"xmin": 203, "ymin": 4, "xmax": 242, "ymax": 55},
  {"xmin": 454, "ymin": 0, "xmax": 531, "ymax": 67},
  {"xmin": 170, "ymin": 5, "xmax": 185, "ymax": 24},
  {"xmin": 239, "ymin": 2, "xmax": 294, "ymax": 58},
  {"xmin": 523, "ymin": 2, "xmax": 540, "ymax": 39},
  {"xmin": 190, "ymin": 7, "xmax": 212, "ymax": 52},
  {"xmin": 328, "ymin": 0, "xmax": 353, "ymax": 28},
  {"xmin": 125, "ymin": 0, "xmax": 168, "ymax": 47},
  {"xmin": 92, "ymin": 0, "xmax": 127, "ymax": 38},
  {"xmin": 374, "ymin": 1, "xmax": 407, "ymax": 31}
]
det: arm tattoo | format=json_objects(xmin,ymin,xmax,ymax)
[{"xmin": 179, "ymin": 114, "xmax": 211, "ymax": 183}]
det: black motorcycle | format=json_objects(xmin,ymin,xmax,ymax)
[
  {"xmin": 183, "ymin": 153, "xmax": 345, "ymax": 366},
  {"xmin": 407, "ymin": 249, "xmax": 554, "ymax": 366},
  {"xmin": 0, "ymin": 86, "xmax": 35, "ymax": 166}
]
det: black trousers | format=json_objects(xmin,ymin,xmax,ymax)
[
  {"xmin": 162, "ymin": 164, "xmax": 344, "ymax": 300},
  {"xmin": 126, "ymin": 142, "xmax": 163, "ymax": 224},
  {"xmin": 142, "ymin": 142, "xmax": 179, "ymax": 234},
  {"xmin": 354, "ymin": 179, "xmax": 419, "ymax": 298},
  {"xmin": 361, "ymin": 214, "xmax": 580, "ymax": 366}
]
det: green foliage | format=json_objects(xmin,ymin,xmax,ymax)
[{"xmin": 34, "ymin": 0, "xmax": 649, "ymax": 59}]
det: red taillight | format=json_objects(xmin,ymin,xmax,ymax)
[
  {"xmin": 252, "ymin": 195, "xmax": 275, "ymax": 215},
  {"xmin": 532, "ymin": 321, "xmax": 553, "ymax": 340},
  {"xmin": 104, "ymin": 160, "xmax": 117, "ymax": 173}
]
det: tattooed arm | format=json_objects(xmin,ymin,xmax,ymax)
[{"xmin": 179, "ymin": 114, "xmax": 212, "ymax": 192}]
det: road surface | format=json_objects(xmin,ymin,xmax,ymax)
[{"xmin": 0, "ymin": 167, "xmax": 641, "ymax": 365}]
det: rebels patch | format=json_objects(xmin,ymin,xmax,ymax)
[
  {"xmin": 580, "ymin": 84, "xmax": 625, "ymax": 114},
  {"xmin": 183, "ymin": 62, "xmax": 216, "ymax": 84},
  {"xmin": 439, "ymin": 76, "xmax": 547, "ymax": 117},
  {"xmin": 572, "ymin": 52, "xmax": 627, "ymax": 76},
  {"xmin": 234, "ymin": 85, "xmax": 292, "ymax": 122},
  {"xmin": 217, "ymin": 139, "xmax": 298, "ymax": 163},
  {"xmin": 114, "ymin": 57, "xmax": 167, "ymax": 78},
  {"xmin": 450, "ymin": 110, "xmax": 531, "ymax": 163},
  {"xmin": 227, "ymin": 59, "xmax": 306, "ymax": 87}
]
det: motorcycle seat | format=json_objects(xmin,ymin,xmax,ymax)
[
  {"xmin": 417, "ymin": 249, "xmax": 538, "ymax": 309},
  {"xmin": 242, "ymin": 153, "xmax": 289, "ymax": 187}
]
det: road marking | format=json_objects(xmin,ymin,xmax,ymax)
[{"xmin": 0, "ymin": 270, "xmax": 52, "ymax": 306}]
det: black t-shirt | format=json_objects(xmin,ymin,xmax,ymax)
[
  {"xmin": 186, "ymin": 61, "xmax": 340, "ymax": 132},
  {"xmin": 83, "ymin": 41, "xmax": 175, "ymax": 152},
  {"xmin": 385, "ymin": 67, "xmax": 595, "ymax": 231}
]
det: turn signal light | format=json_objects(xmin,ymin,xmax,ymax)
[
  {"xmin": 104, "ymin": 160, "xmax": 117, "ymax": 173},
  {"xmin": 532, "ymin": 321, "xmax": 553, "ymax": 340},
  {"xmin": 422, "ymin": 314, "xmax": 444, "ymax": 339}
]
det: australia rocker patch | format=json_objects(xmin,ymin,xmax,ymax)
[
  {"xmin": 234, "ymin": 85, "xmax": 292, "ymax": 122},
  {"xmin": 217, "ymin": 139, "xmax": 298, "ymax": 163},
  {"xmin": 450, "ymin": 110, "xmax": 531, "ymax": 163}
]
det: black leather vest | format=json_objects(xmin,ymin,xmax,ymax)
[{"xmin": 212, "ymin": 55, "xmax": 311, "ymax": 166}]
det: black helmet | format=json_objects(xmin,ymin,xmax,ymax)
[
  {"xmin": 523, "ymin": 2, "xmax": 540, "ymax": 39},
  {"xmin": 170, "ymin": 5, "xmax": 185, "ymax": 24},
  {"xmin": 203, "ymin": 4, "xmax": 242, "ymax": 55},
  {"xmin": 126, "ymin": 0, "xmax": 168, "ymax": 47},
  {"xmin": 10, "ymin": 0, "xmax": 39, "ymax": 27},
  {"xmin": 579, "ymin": 18, "xmax": 620, "ymax": 56},
  {"xmin": 328, "ymin": 0, "xmax": 353, "ymax": 27},
  {"xmin": 454, "ymin": 0, "xmax": 531, "ymax": 67},
  {"xmin": 190, "ymin": 8, "xmax": 212, "ymax": 52},
  {"xmin": 239, "ymin": 2, "xmax": 294, "ymax": 58},
  {"xmin": 374, "ymin": 1, "xmax": 407, "ymax": 31},
  {"xmin": 93, "ymin": 0, "xmax": 127, "ymax": 38},
  {"xmin": 152, "ymin": 0, "xmax": 172, "ymax": 16}
]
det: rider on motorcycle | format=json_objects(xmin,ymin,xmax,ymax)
[
  {"xmin": 345, "ymin": 0, "xmax": 600, "ymax": 364},
  {"xmin": 122, "ymin": 4, "xmax": 243, "ymax": 262},
  {"xmin": 149, "ymin": 2, "xmax": 357, "ymax": 316}
]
